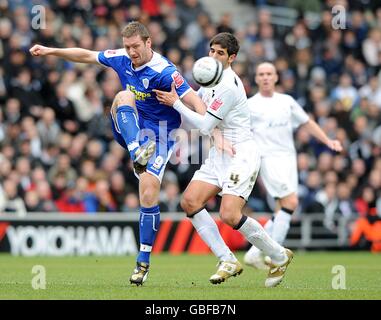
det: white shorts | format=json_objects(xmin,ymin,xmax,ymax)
[
  {"xmin": 192, "ymin": 140, "xmax": 260, "ymax": 201},
  {"xmin": 259, "ymin": 154, "xmax": 298, "ymax": 199}
]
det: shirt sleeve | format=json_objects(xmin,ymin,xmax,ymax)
[
  {"xmin": 205, "ymin": 86, "xmax": 235, "ymax": 121},
  {"xmin": 97, "ymin": 48, "xmax": 128, "ymax": 69},
  {"xmin": 173, "ymin": 100, "xmax": 220, "ymax": 136},
  {"xmin": 290, "ymin": 97, "xmax": 309, "ymax": 127},
  {"xmin": 160, "ymin": 68, "xmax": 192, "ymax": 98}
]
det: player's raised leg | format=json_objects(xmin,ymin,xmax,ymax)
[
  {"xmin": 181, "ymin": 180, "xmax": 243, "ymax": 285},
  {"xmin": 110, "ymin": 90, "xmax": 155, "ymax": 174}
]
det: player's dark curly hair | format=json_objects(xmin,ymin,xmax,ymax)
[{"xmin": 209, "ymin": 32, "xmax": 240, "ymax": 56}]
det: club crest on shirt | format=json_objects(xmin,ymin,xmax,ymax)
[
  {"xmin": 171, "ymin": 71, "xmax": 184, "ymax": 88},
  {"xmin": 210, "ymin": 98, "xmax": 223, "ymax": 111},
  {"xmin": 142, "ymin": 78, "xmax": 149, "ymax": 89}
]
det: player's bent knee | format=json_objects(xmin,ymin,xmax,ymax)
[
  {"xmin": 181, "ymin": 196, "xmax": 201, "ymax": 216},
  {"xmin": 115, "ymin": 90, "xmax": 135, "ymax": 107},
  {"xmin": 140, "ymin": 190, "xmax": 158, "ymax": 208},
  {"xmin": 219, "ymin": 209, "xmax": 240, "ymax": 227},
  {"xmin": 281, "ymin": 196, "xmax": 298, "ymax": 212}
]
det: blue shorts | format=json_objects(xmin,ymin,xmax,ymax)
[{"xmin": 110, "ymin": 114, "xmax": 176, "ymax": 182}]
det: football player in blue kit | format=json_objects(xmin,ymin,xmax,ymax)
[{"xmin": 30, "ymin": 21, "xmax": 207, "ymax": 285}]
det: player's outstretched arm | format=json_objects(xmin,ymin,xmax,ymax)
[
  {"xmin": 154, "ymin": 82, "xmax": 206, "ymax": 115},
  {"xmin": 181, "ymin": 90, "xmax": 206, "ymax": 115},
  {"xmin": 154, "ymin": 83, "xmax": 219, "ymax": 135},
  {"xmin": 154, "ymin": 83, "xmax": 235, "ymax": 155},
  {"xmin": 29, "ymin": 44, "xmax": 99, "ymax": 64},
  {"xmin": 302, "ymin": 119, "xmax": 343, "ymax": 152}
]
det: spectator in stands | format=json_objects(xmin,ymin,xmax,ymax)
[
  {"xmin": 355, "ymin": 185, "xmax": 378, "ymax": 218},
  {"xmin": 0, "ymin": 178, "xmax": 27, "ymax": 216},
  {"xmin": 122, "ymin": 192, "xmax": 140, "ymax": 213},
  {"xmin": 35, "ymin": 180, "xmax": 58, "ymax": 212},
  {"xmin": 159, "ymin": 180, "xmax": 182, "ymax": 212},
  {"xmin": 316, "ymin": 182, "xmax": 339, "ymax": 232},
  {"xmin": 331, "ymin": 73, "xmax": 360, "ymax": 111},
  {"xmin": 55, "ymin": 181, "xmax": 86, "ymax": 214},
  {"xmin": 84, "ymin": 179, "xmax": 116, "ymax": 213},
  {"xmin": 336, "ymin": 182, "xmax": 357, "ymax": 219},
  {"xmin": 109, "ymin": 171, "xmax": 128, "ymax": 210}
]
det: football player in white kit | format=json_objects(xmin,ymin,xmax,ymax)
[
  {"xmin": 244, "ymin": 62, "xmax": 343, "ymax": 269},
  {"xmin": 154, "ymin": 33, "xmax": 293, "ymax": 288}
]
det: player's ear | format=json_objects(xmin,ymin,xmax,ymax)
[
  {"xmin": 228, "ymin": 54, "xmax": 236, "ymax": 64},
  {"xmin": 145, "ymin": 37, "xmax": 152, "ymax": 48}
]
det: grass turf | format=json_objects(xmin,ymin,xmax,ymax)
[{"xmin": 0, "ymin": 251, "xmax": 380, "ymax": 300}]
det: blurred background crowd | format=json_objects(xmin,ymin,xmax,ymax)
[{"xmin": 0, "ymin": 0, "xmax": 381, "ymax": 231}]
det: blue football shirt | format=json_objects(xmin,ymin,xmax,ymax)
[{"xmin": 97, "ymin": 49, "xmax": 192, "ymax": 135}]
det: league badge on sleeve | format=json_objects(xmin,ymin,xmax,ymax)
[
  {"xmin": 171, "ymin": 71, "xmax": 185, "ymax": 88},
  {"xmin": 104, "ymin": 50, "xmax": 117, "ymax": 57},
  {"xmin": 210, "ymin": 98, "xmax": 223, "ymax": 111}
]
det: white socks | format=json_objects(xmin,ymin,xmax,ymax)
[
  {"xmin": 238, "ymin": 216, "xmax": 286, "ymax": 265},
  {"xmin": 245, "ymin": 218, "xmax": 274, "ymax": 260},
  {"xmin": 271, "ymin": 209, "xmax": 292, "ymax": 245},
  {"xmin": 264, "ymin": 218, "xmax": 274, "ymax": 235},
  {"xmin": 191, "ymin": 209, "xmax": 237, "ymax": 262}
]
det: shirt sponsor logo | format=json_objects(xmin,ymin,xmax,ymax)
[
  {"xmin": 210, "ymin": 98, "xmax": 223, "ymax": 111},
  {"xmin": 126, "ymin": 84, "xmax": 151, "ymax": 101},
  {"xmin": 171, "ymin": 71, "xmax": 184, "ymax": 88}
]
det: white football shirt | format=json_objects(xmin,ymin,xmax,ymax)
[
  {"xmin": 198, "ymin": 67, "xmax": 253, "ymax": 145},
  {"xmin": 248, "ymin": 92, "xmax": 309, "ymax": 156}
]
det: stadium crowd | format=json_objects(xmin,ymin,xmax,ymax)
[{"xmin": 0, "ymin": 0, "xmax": 381, "ymax": 231}]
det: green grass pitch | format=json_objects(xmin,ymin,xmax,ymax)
[{"xmin": 1, "ymin": 251, "xmax": 380, "ymax": 300}]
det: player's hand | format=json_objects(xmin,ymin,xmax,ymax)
[
  {"xmin": 29, "ymin": 44, "xmax": 52, "ymax": 57},
  {"xmin": 327, "ymin": 139, "xmax": 343, "ymax": 152},
  {"xmin": 153, "ymin": 82, "xmax": 179, "ymax": 107},
  {"xmin": 213, "ymin": 130, "xmax": 236, "ymax": 156}
]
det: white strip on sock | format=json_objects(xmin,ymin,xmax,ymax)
[
  {"xmin": 272, "ymin": 210, "xmax": 292, "ymax": 245},
  {"xmin": 238, "ymin": 216, "xmax": 286, "ymax": 265},
  {"xmin": 140, "ymin": 244, "xmax": 152, "ymax": 252},
  {"xmin": 191, "ymin": 209, "xmax": 237, "ymax": 262}
]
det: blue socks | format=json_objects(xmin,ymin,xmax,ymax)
[
  {"xmin": 115, "ymin": 106, "xmax": 140, "ymax": 159},
  {"xmin": 137, "ymin": 205, "xmax": 160, "ymax": 264}
]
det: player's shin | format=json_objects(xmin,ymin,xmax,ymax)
[
  {"xmin": 190, "ymin": 208, "xmax": 237, "ymax": 262},
  {"xmin": 235, "ymin": 215, "xmax": 287, "ymax": 265},
  {"xmin": 137, "ymin": 205, "xmax": 160, "ymax": 264},
  {"xmin": 115, "ymin": 106, "xmax": 140, "ymax": 159}
]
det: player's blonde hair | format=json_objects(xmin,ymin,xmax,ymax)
[{"xmin": 121, "ymin": 21, "xmax": 150, "ymax": 42}]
